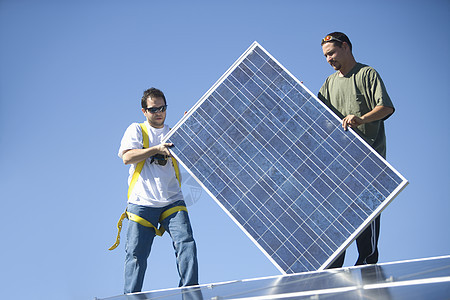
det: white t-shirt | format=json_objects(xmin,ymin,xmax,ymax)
[{"xmin": 118, "ymin": 121, "xmax": 183, "ymax": 207}]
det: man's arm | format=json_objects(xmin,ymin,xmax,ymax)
[
  {"xmin": 122, "ymin": 143, "xmax": 173, "ymax": 165},
  {"xmin": 342, "ymin": 106, "xmax": 394, "ymax": 131}
]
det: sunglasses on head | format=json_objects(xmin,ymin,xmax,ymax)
[{"xmin": 321, "ymin": 35, "xmax": 344, "ymax": 44}]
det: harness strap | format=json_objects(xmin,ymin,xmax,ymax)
[
  {"xmin": 158, "ymin": 205, "xmax": 188, "ymax": 235},
  {"xmin": 127, "ymin": 123, "xmax": 149, "ymax": 199},
  {"xmin": 127, "ymin": 211, "xmax": 162, "ymax": 235},
  {"xmin": 169, "ymin": 127, "xmax": 181, "ymax": 187},
  {"xmin": 108, "ymin": 206, "xmax": 187, "ymax": 250},
  {"xmin": 172, "ymin": 157, "xmax": 181, "ymax": 187},
  {"xmin": 108, "ymin": 211, "xmax": 127, "ymax": 251},
  {"xmin": 109, "ymin": 122, "xmax": 184, "ymax": 250}
]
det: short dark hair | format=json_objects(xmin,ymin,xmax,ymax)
[
  {"xmin": 321, "ymin": 32, "xmax": 352, "ymax": 51},
  {"xmin": 141, "ymin": 87, "xmax": 167, "ymax": 108}
]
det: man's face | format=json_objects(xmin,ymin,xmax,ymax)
[
  {"xmin": 142, "ymin": 96, "xmax": 166, "ymax": 128},
  {"xmin": 322, "ymin": 42, "xmax": 348, "ymax": 71}
]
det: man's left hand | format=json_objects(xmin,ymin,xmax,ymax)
[{"xmin": 342, "ymin": 115, "xmax": 363, "ymax": 130}]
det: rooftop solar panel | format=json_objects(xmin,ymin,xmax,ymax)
[
  {"xmin": 98, "ymin": 255, "xmax": 450, "ymax": 299},
  {"xmin": 164, "ymin": 42, "xmax": 408, "ymax": 274}
]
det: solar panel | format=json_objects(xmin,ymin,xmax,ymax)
[
  {"xmin": 164, "ymin": 42, "xmax": 408, "ymax": 274},
  {"xmin": 98, "ymin": 255, "xmax": 450, "ymax": 299}
]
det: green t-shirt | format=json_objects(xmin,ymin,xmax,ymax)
[{"xmin": 318, "ymin": 63, "xmax": 394, "ymax": 158}]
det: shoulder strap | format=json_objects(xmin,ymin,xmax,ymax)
[
  {"xmin": 168, "ymin": 127, "xmax": 181, "ymax": 187},
  {"xmin": 127, "ymin": 123, "xmax": 149, "ymax": 199},
  {"xmin": 172, "ymin": 157, "xmax": 181, "ymax": 187},
  {"xmin": 140, "ymin": 122, "xmax": 150, "ymax": 148}
]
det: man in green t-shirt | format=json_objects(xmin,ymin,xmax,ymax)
[{"xmin": 318, "ymin": 32, "xmax": 395, "ymax": 268}]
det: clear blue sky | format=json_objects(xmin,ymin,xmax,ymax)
[{"xmin": 1, "ymin": 1, "xmax": 449, "ymax": 299}]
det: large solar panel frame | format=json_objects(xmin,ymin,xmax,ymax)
[{"xmin": 164, "ymin": 42, "xmax": 408, "ymax": 274}]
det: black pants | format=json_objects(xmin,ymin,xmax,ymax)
[{"xmin": 328, "ymin": 215, "xmax": 381, "ymax": 268}]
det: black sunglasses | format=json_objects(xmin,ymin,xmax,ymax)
[{"xmin": 146, "ymin": 105, "xmax": 167, "ymax": 114}]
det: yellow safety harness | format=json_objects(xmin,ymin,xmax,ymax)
[{"xmin": 109, "ymin": 123, "xmax": 185, "ymax": 251}]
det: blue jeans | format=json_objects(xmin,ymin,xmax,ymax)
[{"xmin": 124, "ymin": 201, "xmax": 199, "ymax": 293}]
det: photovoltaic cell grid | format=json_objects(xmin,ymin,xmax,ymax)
[{"xmin": 165, "ymin": 42, "xmax": 408, "ymax": 274}]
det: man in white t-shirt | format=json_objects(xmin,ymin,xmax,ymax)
[{"xmin": 118, "ymin": 87, "xmax": 198, "ymax": 293}]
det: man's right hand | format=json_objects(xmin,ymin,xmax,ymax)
[{"xmin": 155, "ymin": 143, "xmax": 174, "ymax": 157}]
